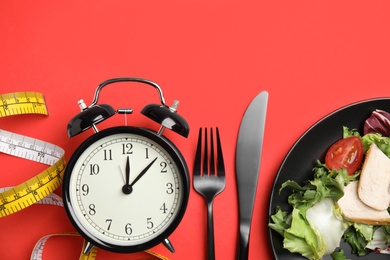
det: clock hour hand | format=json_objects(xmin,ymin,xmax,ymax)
[
  {"xmin": 122, "ymin": 156, "xmax": 131, "ymax": 194},
  {"xmin": 130, "ymin": 157, "xmax": 158, "ymax": 187},
  {"xmin": 123, "ymin": 157, "xmax": 158, "ymax": 195}
]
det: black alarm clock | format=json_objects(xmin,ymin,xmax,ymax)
[{"xmin": 62, "ymin": 78, "xmax": 190, "ymax": 254}]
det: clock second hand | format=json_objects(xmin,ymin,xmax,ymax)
[{"xmin": 122, "ymin": 157, "xmax": 158, "ymax": 195}]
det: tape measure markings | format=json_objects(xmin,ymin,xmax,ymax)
[
  {"xmin": 30, "ymin": 233, "xmax": 82, "ymax": 260},
  {"xmin": 0, "ymin": 159, "xmax": 65, "ymax": 217},
  {"xmin": 0, "ymin": 92, "xmax": 48, "ymax": 117},
  {"xmin": 0, "ymin": 94, "xmax": 65, "ymax": 217},
  {"xmin": 0, "ymin": 129, "xmax": 63, "ymax": 165}
]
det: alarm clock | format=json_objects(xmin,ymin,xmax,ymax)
[{"xmin": 62, "ymin": 78, "xmax": 190, "ymax": 254}]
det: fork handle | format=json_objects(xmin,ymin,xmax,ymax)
[{"xmin": 206, "ymin": 201, "xmax": 215, "ymax": 260}]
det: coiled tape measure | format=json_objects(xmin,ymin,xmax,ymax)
[
  {"xmin": 0, "ymin": 92, "xmax": 169, "ymax": 260},
  {"xmin": 0, "ymin": 92, "xmax": 65, "ymax": 216}
]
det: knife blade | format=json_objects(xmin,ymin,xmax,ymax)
[{"xmin": 235, "ymin": 91, "xmax": 268, "ymax": 260}]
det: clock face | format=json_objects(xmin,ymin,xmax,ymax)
[{"xmin": 63, "ymin": 127, "xmax": 189, "ymax": 252}]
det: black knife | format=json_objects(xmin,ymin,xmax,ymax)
[{"xmin": 235, "ymin": 91, "xmax": 268, "ymax": 260}]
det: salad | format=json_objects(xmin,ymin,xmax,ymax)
[{"xmin": 269, "ymin": 109, "xmax": 390, "ymax": 259}]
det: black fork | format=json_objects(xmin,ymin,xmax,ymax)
[{"xmin": 193, "ymin": 127, "xmax": 226, "ymax": 260}]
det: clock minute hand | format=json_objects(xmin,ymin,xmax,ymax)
[
  {"xmin": 129, "ymin": 157, "xmax": 158, "ymax": 188},
  {"xmin": 125, "ymin": 156, "xmax": 130, "ymax": 185},
  {"xmin": 122, "ymin": 156, "xmax": 132, "ymax": 194}
]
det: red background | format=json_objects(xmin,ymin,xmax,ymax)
[{"xmin": 1, "ymin": 1, "xmax": 390, "ymax": 259}]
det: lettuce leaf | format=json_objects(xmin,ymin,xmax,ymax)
[
  {"xmin": 279, "ymin": 161, "xmax": 353, "ymax": 213},
  {"xmin": 343, "ymin": 125, "xmax": 390, "ymax": 156},
  {"xmin": 331, "ymin": 250, "xmax": 349, "ymax": 260},
  {"xmin": 342, "ymin": 126, "xmax": 361, "ymax": 139},
  {"xmin": 343, "ymin": 225, "xmax": 370, "ymax": 256},
  {"xmin": 362, "ymin": 133, "xmax": 390, "ymax": 156},
  {"xmin": 268, "ymin": 206, "xmax": 290, "ymax": 236},
  {"xmin": 268, "ymin": 207, "xmax": 321, "ymax": 258},
  {"xmin": 306, "ymin": 198, "xmax": 348, "ymax": 255},
  {"xmin": 283, "ymin": 207, "xmax": 326, "ymax": 260},
  {"xmin": 383, "ymin": 225, "xmax": 390, "ymax": 244},
  {"xmin": 270, "ymin": 163, "xmax": 354, "ymax": 259}
]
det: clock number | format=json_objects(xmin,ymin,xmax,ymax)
[
  {"xmin": 103, "ymin": 149, "xmax": 112, "ymax": 160},
  {"xmin": 166, "ymin": 183, "xmax": 174, "ymax": 194},
  {"xmin": 106, "ymin": 219, "xmax": 112, "ymax": 230},
  {"xmin": 125, "ymin": 223, "xmax": 132, "ymax": 235},
  {"xmin": 122, "ymin": 143, "xmax": 133, "ymax": 155},
  {"xmin": 81, "ymin": 184, "xmax": 89, "ymax": 196},
  {"xmin": 160, "ymin": 162, "xmax": 167, "ymax": 173},
  {"xmin": 89, "ymin": 204, "xmax": 96, "ymax": 215},
  {"xmin": 89, "ymin": 164, "xmax": 100, "ymax": 175},
  {"xmin": 147, "ymin": 217, "xmax": 154, "ymax": 229},
  {"xmin": 160, "ymin": 203, "xmax": 168, "ymax": 214},
  {"xmin": 145, "ymin": 147, "xmax": 149, "ymax": 159}
]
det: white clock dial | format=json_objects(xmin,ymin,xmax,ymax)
[{"xmin": 63, "ymin": 127, "xmax": 189, "ymax": 252}]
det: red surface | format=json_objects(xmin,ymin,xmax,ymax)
[{"xmin": 1, "ymin": 1, "xmax": 390, "ymax": 259}]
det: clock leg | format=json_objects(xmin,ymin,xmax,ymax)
[
  {"xmin": 83, "ymin": 241, "xmax": 95, "ymax": 254},
  {"xmin": 162, "ymin": 238, "xmax": 175, "ymax": 253}
]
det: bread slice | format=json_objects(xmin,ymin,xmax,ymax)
[
  {"xmin": 358, "ymin": 143, "xmax": 390, "ymax": 211},
  {"xmin": 337, "ymin": 181, "xmax": 390, "ymax": 225}
]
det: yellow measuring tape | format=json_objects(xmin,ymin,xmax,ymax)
[
  {"xmin": 0, "ymin": 92, "xmax": 170, "ymax": 260},
  {"xmin": 0, "ymin": 91, "xmax": 48, "ymax": 116}
]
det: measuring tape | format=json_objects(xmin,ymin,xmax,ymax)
[
  {"xmin": 31, "ymin": 233, "xmax": 170, "ymax": 260},
  {"xmin": 0, "ymin": 129, "xmax": 66, "ymax": 216},
  {"xmin": 0, "ymin": 91, "xmax": 65, "ymax": 217},
  {"xmin": 30, "ymin": 233, "xmax": 95, "ymax": 260},
  {"xmin": 31, "ymin": 234, "xmax": 169, "ymax": 260},
  {"xmin": 0, "ymin": 91, "xmax": 48, "ymax": 117},
  {"xmin": 0, "ymin": 92, "xmax": 170, "ymax": 260}
]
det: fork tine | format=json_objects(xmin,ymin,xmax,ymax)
[
  {"xmin": 202, "ymin": 128, "xmax": 208, "ymax": 176},
  {"xmin": 216, "ymin": 127, "xmax": 225, "ymax": 177},
  {"xmin": 193, "ymin": 128, "xmax": 202, "ymax": 176},
  {"xmin": 210, "ymin": 128, "xmax": 215, "ymax": 176}
]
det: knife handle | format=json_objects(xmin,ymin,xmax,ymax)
[{"xmin": 236, "ymin": 224, "xmax": 250, "ymax": 260}]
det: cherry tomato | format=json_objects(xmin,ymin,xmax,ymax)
[{"xmin": 325, "ymin": 136, "xmax": 364, "ymax": 175}]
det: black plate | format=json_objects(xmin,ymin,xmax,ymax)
[{"xmin": 268, "ymin": 98, "xmax": 390, "ymax": 259}]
